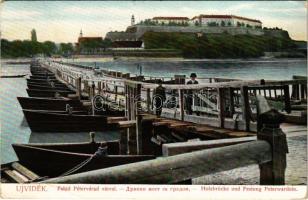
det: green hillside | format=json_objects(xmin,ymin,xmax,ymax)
[{"xmin": 143, "ymin": 32, "xmax": 297, "ymax": 58}]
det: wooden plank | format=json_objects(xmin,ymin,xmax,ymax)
[
  {"xmin": 4, "ymin": 170, "xmax": 26, "ymax": 183},
  {"xmin": 43, "ymin": 140, "xmax": 272, "ymax": 184},
  {"xmin": 107, "ymin": 117, "xmax": 127, "ymax": 124},
  {"xmin": 117, "ymin": 120, "xmax": 136, "ymax": 128},
  {"xmin": 227, "ymin": 131, "xmax": 256, "ymax": 137},
  {"xmin": 11, "ymin": 162, "xmax": 39, "ymax": 181},
  {"xmin": 168, "ymin": 123, "xmax": 190, "ymax": 128},
  {"xmin": 162, "ymin": 136, "xmax": 256, "ymax": 156}
]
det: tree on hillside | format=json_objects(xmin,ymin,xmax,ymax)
[{"xmin": 221, "ymin": 21, "xmax": 225, "ymax": 27}]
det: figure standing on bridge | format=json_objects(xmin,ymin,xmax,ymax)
[
  {"xmin": 186, "ymin": 73, "xmax": 199, "ymax": 115},
  {"xmin": 153, "ymin": 79, "xmax": 166, "ymax": 117}
]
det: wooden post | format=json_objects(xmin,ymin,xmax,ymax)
[
  {"xmin": 179, "ymin": 89, "xmax": 184, "ymax": 121},
  {"xmin": 91, "ymin": 81, "xmax": 96, "ymax": 97},
  {"xmin": 291, "ymin": 84, "xmax": 299, "ymax": 100},
  {"xmin": 98, "ymin": 82, "xmax": 102, "ymax": 94},
  {"xmin": 241, "ymin": 86, "xmax": 250, "ymax": 131},
  {"xmin": 257, "ymin": 107, "xmax": 288, "ymax": 185},
  {"xmin": 136, "ymin": 84, "xmax": 142, "ymax": 154},
  {"xmin": 114, "ymin": 86, "xmax": 118, "ymax": 102},
  {"xmin": 146, "ymin": 88, "xmax": 151, "ymax": 113},
  {"xmin": 229, "ymin": 87, "xmax": 235, "ymax": 117},
  {"xmin": 218, "ymin": 88, "xmax": 225, "ymax": 128},
  {"xmin": 76, "ymin": 77, "xmax": 82, "ymax": 100},
  {"xmin": 283, "ymin": 85, "xmax": 291, "ymax": 114}
]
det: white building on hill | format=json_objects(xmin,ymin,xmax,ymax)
[
  {"xmin": 152, "ymin": 17, "xmax": 190, "ymax": 25},
  {"xmin": 191, "ymin": 15, "xmax": 262, "ymax": 28}
]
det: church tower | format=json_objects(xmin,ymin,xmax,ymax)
[
  {"xmin": 79, "ymin": 29, "xmax": 83, "ymax": 38},
  {"xmin": 131, "ymin": 15, "xmax": 135, "ymax": 26}
]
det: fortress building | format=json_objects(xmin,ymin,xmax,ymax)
[
  {"xmin": 191, "ymin": 15, "xmax": 262, "ymax": 28},
  {"xmin": 152, "ymin": 17, "xmax": 190, "ymax": 25},
  {"xmin": 105, "ymin": 14, "xmax": 283, "ymax": 48}
]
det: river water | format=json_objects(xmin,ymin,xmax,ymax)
[
  {"xmin": 73, "ymin": 58, "xmax": 307, "ymax": 80},
  {"xmin": 0, "ymin": 58, "xmax": 306, "ymax": 185}
]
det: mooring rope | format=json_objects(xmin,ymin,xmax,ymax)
[{"xmin": 58, "ymin": 146, "xmax": 108, "ymax": 177}]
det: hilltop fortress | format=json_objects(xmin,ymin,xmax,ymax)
[{"xmin": 105, "ymin": 14, "xmax": 287, "ymax": 48}]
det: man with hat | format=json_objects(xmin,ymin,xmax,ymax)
[
  {"xmin": 153, "ymin": 79, "xmax": 166, "ymax": 117},
  {"xmin": 186, "ymin": 73, "xmax": 198, "ymax": 115}
]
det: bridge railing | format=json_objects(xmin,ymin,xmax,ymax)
[{"xmin": 41, "ymin": 96, "xmax": 288, "ymax": 184}]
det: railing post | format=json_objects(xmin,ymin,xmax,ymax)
[
  {"xmin": 97, "ymin": 81, "xmax": 102, "ymax": 94},
  {"xmin": 76, "ymin": 77, "xmax": 82, "ymax": 100},
  {"xmin": 283, "ymin": 85, "xmax": 291, "ymax": 114},
  {"xmin": 257, "ymin": 96, "xmax": 288, "ymax": 185},
  {"xmin": 241, "ymin": 86, "xmax": 250, "ymax": 131},
  {"xmin": 146, "ymin": 88, "xmax": 151, "ymax": 113},
  {"xmin": 179, "ymin": 89, "xmax": 184, "ymax": 121},
  {"xmin": 218, "ymin": 88, "xmax": 225, "ymax": 128},
  {"xmin": 136, "ymin": 84, "xmax": 142, "ymax": 155}
]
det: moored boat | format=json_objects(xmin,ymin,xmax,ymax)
[
  {"xmin": 26, "ymin": 89, "xmax": 75, "ymax": 98},
  {"xmin": 17, "ymin": 97, "xmax": 85, "ymax": 111},
  {"xmin": 27, "ymin": 83, "xmax": 72, "ymax": 91},
  {"xmin": 26, "ymin": 80, "xmax": 66, "ymax": 87},
  {"xmin": 7, "ymin": 141, "xmax": 155, "ymax": 178},
  {"xmin": 22, "ymin": 109, "xmax": 124, "ymax": 132},
  {"xmin": 29, "ymin": 75, "xmax": 56, "ymax": 79}
]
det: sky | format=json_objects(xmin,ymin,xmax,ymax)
[{"xmin": 1, "ymin": 1, "xmax": 307, "ymax": 43}]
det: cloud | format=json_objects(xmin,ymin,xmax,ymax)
[
  {"xmin": 1, "ymin": 1, "xmax": 306, "ymax": 42},
  {"xmin": 1, "ymin": 10, "xmax": 42, "ymax": 20}
]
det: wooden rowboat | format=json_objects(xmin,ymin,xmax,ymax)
[
  {"xmin": 22, "ymin": 109, "xmax": 124, "ymax": 132},
  {"xmin": 29, "ymin": 75, "xmax": 56, "ymax": 79},
  {"xmin": 17, "ymin": 97, "xmax": 86, "ymax": 111},
  {"xmin": 26, "ymin": 78, "xmax": 59, "ymax": 83},
  {"xmin": 1, "ymin": 141, "xmax": 155, "ymax": 180},
  {"xmin": 26, "ymin": 89, "xmax": 75, "ymax": 98},
  {"xmin": 31, "ymin": 72, "xmax": 54, "ymax": 76},
  {"xmin": 27, "ymin": 83, "xmax": 72, "ymax": 91},
  {"xmin": 27, "ymin": 80, "xmax": 66, "ymax": 87}
]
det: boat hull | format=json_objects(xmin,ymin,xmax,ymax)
[
  {"xmin": 27, "ymin": 84, "xmax": 72, "ymax": 91},
  {"xmin": 22, "ymin": 109, "xmax": 119, "ymax": 132},
  {"xmin": 17, "ymin": 97, "xmax": 85, "ymax": 111},
  {"xmin": 26, "ymin": 89, "xmax": 75, "ymax": 97},
  {"xmin": 12, "ymin": 143, "xmax": 155, "ymax": 177}
]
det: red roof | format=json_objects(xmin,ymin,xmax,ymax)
[
  {"xmin": 192, "ymin": 15, "xmax": 261, "ymax": 23},
  {"xmin": 152, "ymin": 17, "xmax": 189, "ymax": 20},
  {"xmin": 78, "ymin": 37, "xmax": 102, "ymax": 43}
]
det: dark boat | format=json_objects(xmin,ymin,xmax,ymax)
[
  {"xmin": 31, "ymin": 72, "xmax": 55, "ymax": 76},
  {"xmin": 17, "ymin": 97, "xmax": 86, "ymax": 111},
  {"xmin": 3, "ymin": 141, "xmax": 155, "ymax": 179},
  {"xmin": 27, "ymin": 80, "xmax": 66, "ymax": 87},
  {"xmin": 26, "ymin": 78, "xmax": 59, "ymax": 83},
  {"xmin": 27, "ymin": 83, "xmax": 72, "ymax": 91},
  {"xmin": 26, "ymin": 89, "xmax": 75, "ymax": 97},
  {"xmin": 22, "ymin": 109, "xmax": 124, "ymax": 132},
  {"xmin": 29, "ymin": 75, "xmax": 56, "ymax": 79},
  {"xmin": 0, "ymin": 74, "xmax": 27, "ymax": 78}
]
